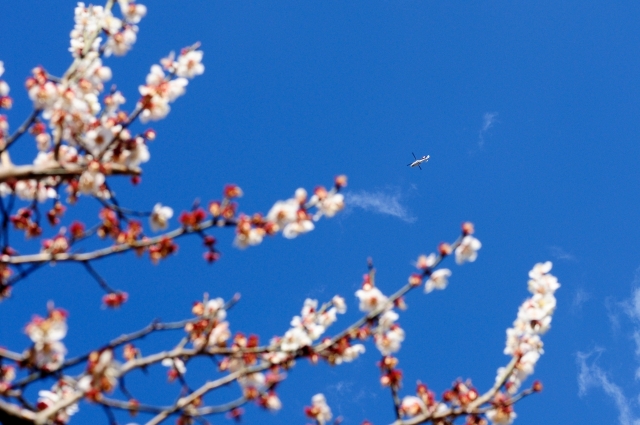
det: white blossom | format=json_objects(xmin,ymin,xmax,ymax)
[
  {"xmin": 282, "ymin": 219, "xmax": 314, "ymax": 239},
  {"xmin": 424, "ymin": 268, "xmax": 452, "ymax": 293},
  {"xmin": 400, "ymin": 396, "xmax": 426, "ymax": 417},
  {"xmin": 310, "ymin": 394, "xmax": 332, "ymax": 425},
  {"xmin": 150, "ymin": 203, "xmax": 174, "ymax": 232},
  {"xmin": 176, "ymin": 50, "xmax": 205, "ymax": 79},
  {"xmin": 455, "ymin": 235, "xmax": 481, "ymax": 265},
  {"xmin": 118, "ymin": 0, "xmax": 147, "ymax": 24},
  {"xmin": 355, "ymin": 286, "xmax": 387, "ymax": 313}
]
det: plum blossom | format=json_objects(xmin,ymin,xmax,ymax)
[
  {"xmin": 305, "ymin": 393, "xmax": 332, "ymax": 425},
  {"xmin": 78, "ymin": 167, "xmax": 105, "ymax": 195},
  {"xmin": 486, "ymin": 393, "xmax": 517, "ymax": 425},
  {"xmin": 424, "ymin": 268, "xmax": 452, "ymax": 293},
  {"xmin": 400, "ymin": 395, "xmax": 427, "ymax": 417},
  {"xmin": 104, "ymin": 26, "xmax": 138, "ymax": 57},
  {"xmin": 374, "ymin": 324, "xmax": 405, "ymax": 355},
  {"xmin": 266, "ymin": 199, "xmax": 299, "ymax": 229},
  {"xmin": 118, "ymin": 0, "xmax": 147, "ymax": 24},
  {"xmin": 455, "ymin": 235, "xmax": 481, "ymax": 265},
  {"xmin": 37, "ymin": 381, "xmax": 79, "ymax": 423},
  {"xmin": 415, "ymin": 253, "xmax": 437, "ymax": 270},
  {"xmin": 500, "ymin": 262, "xmax": 559, "ymax": 393},
  {"xmin": 78, "ymin": 349, "xmax": 120, "ymax": 394},
  {"xmin": 282, "ymin": 213, "xmax": 314, "ymax": 239},
  {"xmin": 310, "ymin": 187, "xmax": 344, "ymax": 220},
  {"xmin": 161, "ymin": 357, "xmax": 186, "ymax": 381},
  {"xmin": 25, "ymin": 306, "xmax": 68, "ymax": 370},
  {"xmin": 15, "ymin": 180, "xmax": 57, "ymax": 202},
  {"xmin": 139, "ymin": 64, "xmax": 189, "ymax": 123},
  {"xmin": 279, "ymin": 296, "xmax": 347, "ymax": 352},
  {"xmin": 176, "ymin": 50, "xmax": 205, "ymax": 79},
  {"xmin": 355, "ymin": 285, "xmax": 388, "ymax": 313},
  {"xmin": 150, "ymin": 203, "xmax": 174, "ymax": 231}
]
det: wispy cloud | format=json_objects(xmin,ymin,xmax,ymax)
[
  {"xmin": 577, "ymin": 349, "xmax": 640, "ymax": 425},
  {"xmin": 550, "ymin": 246, "xmax": 577, "ymax": 262},
  {"xmin": 572, "ymin": 288, "xmax": 592, "ymax": 313},
  {"xmin": 345, "ymin": 190, "xmax": 416, "ymax": 223},
  {"xmin": 478, "ymin": 112, "xmax": 498, "ymax": 148}
]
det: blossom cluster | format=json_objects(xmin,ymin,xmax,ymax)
[
  {"xmin": 486, "ymin": 262, "xmax": 560, "ymax": 424},
  {"xmin": 0, "ymin": 0, "xmax": 204, "ymax": 205},
  {"xmin": 267, "ymin": 295, "xmax": 355, "ymax": 364},
  {"xmin": 23, "ymin": 305, "xmax": 68, "ymax": 371},
  {"xmin": 304, "ymin": 393, "xmax": 333, "ymax": 425},
  {"xmin": 232, "ymin": 176, "xmax": 346, "ymax": 249},
  {"xmin": 0, "ymin": 62, "xmax": 11, "ymax": 148}
]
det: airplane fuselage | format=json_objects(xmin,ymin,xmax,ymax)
[{"xmin": 409, "ymin": 155, "xmax": 430, "ymax": 168}]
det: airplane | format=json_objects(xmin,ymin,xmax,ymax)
[{"xmin": 407, "ymin": 152, "xmax": 430, "ymax": 170}]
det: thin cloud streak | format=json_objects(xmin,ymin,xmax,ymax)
[
  {"xmin": 345, "ymin": 191, "xmax": 416, "ymax": 223},
  {"xmin": 478, "ymin": 112, "xmax": 498, "ymax": 148},
  {"xmin": 571, "ymin": 288, "xmax": 591, "ymax": 313},
  {"xmin": 550, "ymin": 246, "xmax": 577, "ymax": 261},
  {"xmin": 577, "ymin": 349, "xmax": 640, "ymax": 425}
]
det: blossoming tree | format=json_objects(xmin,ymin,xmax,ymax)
[{"xmin": 0, "ymin": 2, "xmax": 560, "ymax": 425}]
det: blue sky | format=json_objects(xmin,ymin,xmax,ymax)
[{"xmin": 1, "ymin": 1, "xmax": 640, "ymax": 424}]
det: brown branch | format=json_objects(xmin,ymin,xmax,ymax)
[
  {"xmin": 0, "ymin": 162, "xmax": 140, "ymax": 184},
  {"xmin": 0, "ymin": 398, "xmax": 36, "ymax": 425},
  {"xmin": 4, "ymin": 218, "xmax": 227, "ymax": 265},
  {"xmin": 144, "ymin": 363, "xmax": 270, "ymax": 425},
  {"xmin": 2, "ymin": 109, "xmax": 41, "ymax": 154},
  {"xmin": 388, "ymin": 356, "xmax": 520, "ymax": 425}
]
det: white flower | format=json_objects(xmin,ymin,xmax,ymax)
[
  {"xmin": 161, "ymin": 358, "xmax": 186, "ymax": 374},
  {"xmin": 355, "ymin": 286, "xmax": 387, "ymax": 313},
  {"xmin": 345, "ymin": 344, "xmax": 366, "ymax": 360},
  {"xmin": 400, "ymin": 396, "xmax": 426, "ymax": 417},
  {"xmin": 332, "ymin": 295, "xmax": 346, "ymax": 314},
  {"xmin": 37, "ymin": 382, "xmax": 79, "ymax": 420},
  {"xmin": 0, "ymin": 81, "xmax": 9, "ymax": 97},
  {"xmin": 378, "ymin": 310, "xmax": 399, "ymax": 331},
  {"xmin": 374, "ymin": 326, "xmax": 405, "ymax": 355},
  {"xmin": 204, "ymin": 298, "xmax": 227, "ymax": 319},
  {"xmin": 15, "ymin": 180, "xmax": 56, "ymax": 202},
  {"xmin": 104, "ymin": 27, "xmax": 138, "ymax": 57},
  {"xmin": 280, "ymin": 327, "xmax": 312, "ymax": 352},
  {"xmin": 282, "ymin": 219, "xmax": 314, "ymax": 239},
  {"xmin": 208, "ymin": 322, "xmax": 231, "ymax": 347},
  {"xmin": 264, "ymin": 392, "xmax": 282, "ymax": 411},
  {"xmin": 310, "ymin": 394, "xmax": 332, "ymax": 424},
  {"xmin": 167, "ymin": 78, "xmax": 188, "ymax": 101},
  {"xmin": 424, "ymin": 268, "xmax": 452, "ymax": 293},
  {"xmin": 118, "ymin": 0, "xmax": 147, "ymax": 23},
  {"xmin": 26, "ymin": 320, "xmax": 67, "ymax": 344},
  {"xmin": 266, "ymin": 199, "xmax": 299, "ymax": 227},
  {"xmin": 486, "ymin": 406, "xmax": 517, "ymax": 425},
  {"xmin": 34, "ymin": 341, "xmax": 67, "ymax": 370},
  {"xmin": 139, "ymin": 95, "xmax": 170, "ymax": 122},
  {"xmin": 314, "ymin": 192, "xmax": 344, "ymax": 219},
  {"xmin": 455, "ymin": 235, "xmax": 481, "ymax": 265},
  {"xmin": 318, "ymin": 308, "xmax": 337, "ymax": 328},
  {"xmin": 233, "ymin": 227, "xmax": 264, "ymax": 248},
  {"xmin": 528, "ymin": 262, "xmax": 560, "ymax": 295},
  {"xmin": 238, "ymin": 372, "xmax": 265, "ymax": 389},
  {"xmin": 150, "ymin": 203, "xmax": 173, "ymax": 231},
  {"xmin": 78, "ymin": 169, "xmax": 105, "ymax": 195},
  {"xmin": 176, "ymin": 50, "xmax": 205, "ymax": 79},
  {"xmin": 415, "ymin": 253, "xmax": 437, "ymax": 269},
  {"xmin": 0, "ymin": 62, "xmax": 4, "ymax": 77}
]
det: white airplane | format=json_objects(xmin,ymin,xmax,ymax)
[{"xmin": 407, "ymin": 152, "xmax": 430, "ymax": 170}]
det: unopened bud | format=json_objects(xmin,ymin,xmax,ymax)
[{"xmin": 438, "ymin": 242, "xmax": 452, "ymax": 256}]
